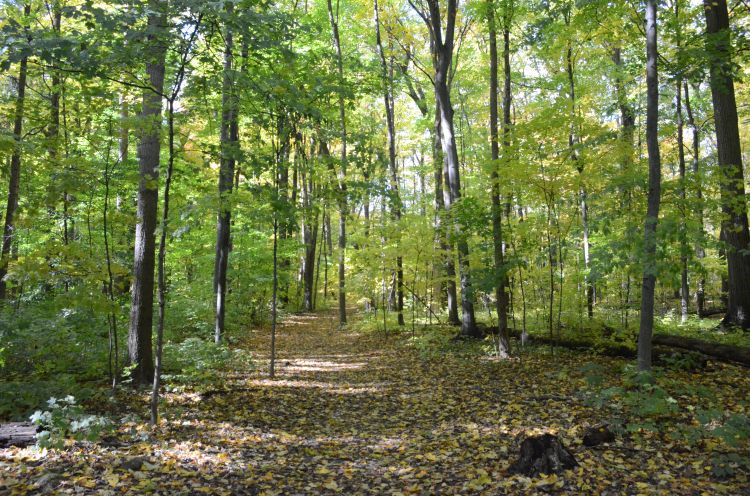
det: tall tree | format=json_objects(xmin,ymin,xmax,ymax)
[
  {"xmin": 488, "ymin": 0, "xmax": 510, "ymax": 355},
  {"xmin": 637, "ymin": 0, "xmax": 662, "ymax": 372},
  {"xmin": 413, "ymin": 0, "xmax": 478, "ymax": 336},
  {"xmin": 327, "ymin": 0, "xmax": 348, "ymax": 326},
  {"xmin": 214, "ymin": 4, "xmax": 239, "ymax": 344},
  {"xmin": 128, "ymin": 0, "xmax": 168, "ymax": 385},
  {"xmin": 703, "ymin": 0, "xmax": 750, "ymax": 329},
  {"xmin": 0, "ymin": 3, "xmax": 30, "ymax": 302},
  {"xmin": 563, "ymin": 5, "xmax": 593, "ymax": 318},
  {"xmin": 374, "ymin": 0, "xmax": 405, "ymax": 326}
]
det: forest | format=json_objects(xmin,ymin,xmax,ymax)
[{"xmin": 1, "ymin": 0, "xmax": 750, "ymax": 493}]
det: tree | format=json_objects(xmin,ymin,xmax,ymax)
[
  {"xmin": 703, "ymin": 0, "xmax": 750, "ymax": 330},
  {"xmin": 214, "ymin": 3, "xmax": 240, "ymax": 344},
  {"xmin": 374, "ymin": 0, "xmax": 405, "ymax": 326},
  {"xmin": 128, "ymin": 0, "xmax": 168, "ymax": 386},
  {"xmin": 327, "ymin": 0, "xmax": 348, "ymax": 326},
  {"xmin": 0, "ymin": 3, "xmax": 30, "ymax": 302},
  {"xmin": 412, "ymin": 0, "xmax": 478, "ymax": 337},
  {"xmin": 488, "ymin": 0, "xmax": 510, "ymax": 356},
  {"xmin": 637, "ymin": 0, "xmax": 662, "ymax": 372}
]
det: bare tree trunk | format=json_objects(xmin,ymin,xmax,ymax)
[
  {"xmin": 0, "ymin": 3, "xmax": 30, "ymax": 302},
  {"xmin": 703, "ymin": 0, "xmax": 750, "ymax": 329},
  {"xmin": 214, "ymin": 6, "xmax": 238, "ymax": 344},
  {"xmin": 128, "ymin": 0, "xmax": 166, "ymax": 385},
  {"xmin": 638, "ymin": 0, "xmax": 662, "ymax": 372}
]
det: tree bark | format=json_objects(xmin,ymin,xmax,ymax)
[
  {"xmin": 128, "ymin": 0, "xmax": 167, "ymax": 385},
  {"xmin": 638, "ymin": 0, "xmax": 662, "ymax": 372},
  {"xmin": 703, "ymin": 0, "xmax": 750, "ymax": 329}
]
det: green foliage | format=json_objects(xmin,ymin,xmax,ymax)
[
  {"xmin": 162, "ymin": 337, "xmax": 254, "ymax": 386},
  {"xmin": 29, "ymin": 396, "xmax": 111, "ymax": 449}
]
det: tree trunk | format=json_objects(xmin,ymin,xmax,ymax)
[
  {"xmin": 564, "ymin": 29, "xmax": 593, "ymax": 319},
  {"xmin": 327, "ymin": 0, "xmax": 348, "ymax": 326},
  {"xmin": 421, "ymin": 0, "xmax": 478, "ymax": 337},
  {"xmin": 703, "ymin": 0, "xmax": 750, "ymax": 329},
  {"xmin": 676, "ymin": 79, "xmax": 689, "ymax": 323},
  {"xmin": 683, "ymin": 83, "xmax": 705, "ymax": 317},
  {"xmin": 214, "ymin": 7, "xmax": 238, "ymax": 344},
  {"xmin": 488, "ymin": 0, "xmax": 510, "ymax": 356},
  {"xmin": 436, "ymin": 100, "xmax": 459, "ymax": 324},
  {"xmin": 0, "ymin": 3, "xmax": 30, "ymax": 302},
  {"xmin": 638, "ymin": 0, "xmax": 662, "ymax": 372},
  {"xmin": 301, "ymin": 152, "xmax": 319, "ymax": 312},
  {"xmin": 128, "ymin": 1, "xmax": 167, "ymax": 385},
  {"xmin": 374, "ymin": 0, "xmax": 404, "ymax": 326}
]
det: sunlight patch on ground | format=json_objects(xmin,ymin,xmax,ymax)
[
  {"xmin": 282, "ymin": 359, "xmax": 367, "ymax": 372},
  {"xmin": 246, "ymin": 378, "xmax": 382, "ymax": 395}
]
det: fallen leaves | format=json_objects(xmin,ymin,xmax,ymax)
[{"xmin": 0, "ymin": 311, "xmax": 748, "ymax": 494}]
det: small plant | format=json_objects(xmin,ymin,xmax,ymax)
[{"xmin": 29, "ymin": 395, "xmax": 110, "ymax": 449}]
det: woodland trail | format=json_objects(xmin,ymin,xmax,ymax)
[{"xmin": 2, "ymin": 311, "xmax": 749, "ymax": 494}]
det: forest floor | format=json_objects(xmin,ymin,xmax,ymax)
[{"xmin": 2, "ymin": 310, "xmax": 749, "ymax": 495}]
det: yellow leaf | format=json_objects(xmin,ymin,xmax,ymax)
[
  {"xmin": 323, "ymin": 480, "xmax": 339, "ymax": 490},
  {"xmin": 104, "ymin": 472, "xmax": 119, "ymax": 487}
]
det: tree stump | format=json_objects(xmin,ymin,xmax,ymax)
[
  {"xmin": 508, "ymin": 433, "xmax": 578, "ymax": 476},
  {"xmin": 0, "ymin": 422, "xmax": 38, "ymax": 448}
]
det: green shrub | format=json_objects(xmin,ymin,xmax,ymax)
[{"xmin": 162, "ymin": 337, "xmax": 253, "ymax": 385}]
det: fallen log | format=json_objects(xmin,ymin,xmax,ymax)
[
  {"xmin": 486, "ymin": 325, "xmax": 750, "ymax": 367},
  {"xmin": 0, "ymin": 422, "xmax": 37, "ymax": 448},
  {"xmin": 652, "ymin": 334, "xmax": 750, "ymax": 367}
]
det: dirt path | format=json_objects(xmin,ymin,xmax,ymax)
[{"xmin": 1, "ymin": 311, "xmax": 748, "ymax": 494}]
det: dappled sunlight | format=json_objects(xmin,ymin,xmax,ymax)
[{"xmin": 281, "ymin": 358, "xmax": 367, "ymax": 372}]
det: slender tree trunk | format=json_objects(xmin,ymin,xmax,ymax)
[
  {"xmin": 683, "ymin": 83, "xmax": 705, "ymax": 317},
  {"xmin": 128, "ymin": 1, "xmax": 167, "ymax": 385},
  {"xmin": 120, "ymin": 94, "xmax": 129, "ymax": 162},
  {"xmin": 327, "ymin": 0, "xmax": 348, "ymax": 326},
  {"xmin": 676, "ymin": 79, "xmax": 689, "ymax": 323},
  {"xmin": 703, "ymin": 0, "xmax": 750, "ymax": 329},
  {"xmin": 301, "ymin": 160, "xmax": 319, "ymax": 312},
  {"xmin": 150, "ymin": 100, "xmax": 175, "ymax": 425},
  {"xmin": 565, "ymin": 37, "xmax": 593, "ymax": 318},
  {"xmin": 0, "ymin": 4, "xmax": 30, "ymax": 302},
  {"xmin": 488, "ymin": 0, "xmax": 509, "ymax": 356},
  {"xmin": 638, "ymin": 0, "xmax": 662, "ymax": 372},
  {"xmin": 374, "ymin": 0, "xmax": 404, "ymax": 326},
  {"xmin": 214, "ymin": 7, "xmax": 239, "ymax": 344}
]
